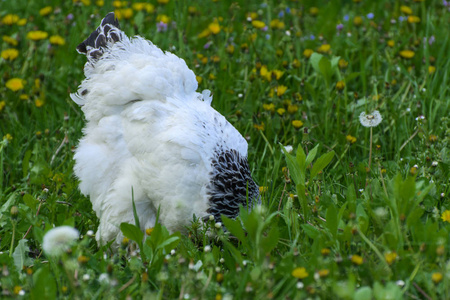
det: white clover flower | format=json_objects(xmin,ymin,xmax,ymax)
[
  {"xmin": 42, "ymin": 226, "xmax": 79, "ymax": 256},
  {"xmin": 359, "ymin": 110, "xmax": 382, "ymax": 127}
]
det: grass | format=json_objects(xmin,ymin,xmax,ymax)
[{"xmin": 1, "ymin": 0, "xmax": 449, "ymax": 299}]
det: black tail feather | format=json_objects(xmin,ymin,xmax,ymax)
[{"xmin": 76, "ymin": 12, "xmax": 121, "ymax": 58}]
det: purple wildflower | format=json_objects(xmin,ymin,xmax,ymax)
[
  {"xmin": 367, "ymin": 13, "xmax": 374, "ymax": 19},
  {"xmin": 157, "ymin": 21, "xmax": 168, "ymax": 32}
]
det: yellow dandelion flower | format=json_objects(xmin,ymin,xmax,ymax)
[
  {"xmin": 252, "ymin": 20, "xmax": 266, "ymax": 29},
  {"xmin": 209, "ymin": 73, "xmax": 216, "ymax": 80},
  {"xmin": 112, "ymin": 0, "xmax": 122, "ymax": 7},
  {"xmin": 321, "ymin": 248, "xmax": 330, "ymax": 256},
  {"xmin": 188, "ymin": 6, "xmax": 197, "ymax": 14},
  {"xmin": 399, "ymin": 50, "xmax": 415, "ymax": 59},
  {"xmin": 259, "ymin": 66, "xmax": 272, "ymax": 81},
  {"xmin": 198, "ymin": 28, "xmax": 211, "ymax": 39},
  {"xmin": 247, "ymin": 12, "xmax": 258, "ymax": 20},
  {"xmin": 336, "ymin": 81, "xmax": 345, "ymax": 90},
  {"xmin": 209, "ymin": 22, "xmax": 221, "ymax": 34},
  {"xmin": 19, "ymin": 94, "xmax": 28, "ymax": 100},
  {"xmin": 157, "ymin": 0, "xmax": 169, "ymax": 3},
  {"xmin": 292, "ymin": 58, "xmax": 301, "ymax": 68},
  {"xmin": 292, "ymin": 267, "xmax": 309, "ymax": 279},
  {"xmin": 2, "ymin": 14, "xmax": 20, "ymax": 25},
  {"xmin": 27, "ymin": 31, "xmax": 48, "ymax": 41},
  {"xmin": 156, "ymin": 14, "xmax": 170, "ymax": 24},
  {"xmin": 387, "ymin": 40, "xmax": 395, "ymax": 47},
  {"xmin": 6, "ymin": 78, "xmax": 25, "ymax": 91},
  {"xmin": 263, "ymin": 103, "xmax": 275, "ymax": 113},
  {"xmin": 292, "ymin": 120, "xmax": 304, "ymax": 129},
  {"xmin": 338, "ymin": 59, "xmax": 348, "ymax": 69},
  {"xmin": 259, "ymin": 186, "xmax": 268, "ymax": 193},
  {"xmin": 309, "ymin": 7, "xmax": 319, "ymax": 16},
  {"xmin": 13, "ymin": 286, "xmax": 22, "ymax": 295},
  {"xmin": 39, "ymin": 6, "xmax": 52, "ymax": 16},
  {"xmin": 353, "ymin": 16, "xmax": 363, "ymax": 26},
  {"xmin": 287, "ymin": 104, "xmax": 298, "ymax": 114},
  {"xmin": 269, "ymin": 19, "xmax": 284, "ymax": 29},
  {"xmin": 80, "ymin": 0, "xmax": 91, "ymax": 6},
  {"xmin": 3, "ymin": 36, "xmax": 18, "ymax": 46},
  {"xmin": 132, "ymin": 2, "xmax": 145, "ymax": 10},
  {"xmin": 429, "ymin": 134, "xmax": 437, "ymax": 142},
  {"xmin": 96, "ymin": 0, "xmax": 104, "ymax": 6},
  {"xmin": 17, "ymin": 18, "xmax": 27, "ymax": 26},
  {"xmin": 196, "ymin": 76, "xmax": 202, "ymax": 84},
  {"xmin": 318, "ymin": 269, "xmax": 330, "ymax": 277},
  {"xmin": 35, "ymin": 98, "xmax": 44, "ymax": 108},
  {"xmin": 351, "ymin": 254, "xmax": 363, "ymax": 265},
  {"xmin": 0, "ymin": 101, "xmax": 6, "ymax": 112},
  {"xmin": 277, "ymin": 108, "xmax": 285, "ymax": 115},
  {"xmin": 317, "ymin": 44, "xmax": 331, "ymax": 53},
  {"xmin": 431, "ymin": 272, "xmax": 443, "ymax": 284},
  {"xmin": 273, "ymin": 69, "xmax": 284, "ymax": 80},
  {"xmin": 346, "ymin": 135, "xmax": 356, "ymax": 143},
  {"xmin": 34, "ymin": 78, "xmax": 41, "ymax": 89},
  {"xmin": 303, "ymin": 49, "xmax": 314, "ymax": 58},
  {"xmin": 276, "ymin": 85, "xmax": 288, "ymax": 97},
  {"xmin": 146, "ymin": 228, "xmax": 154, "ymax": 235},
  {"xmin": 122, "ymin": 8, "xmax": 133, "ymax": 19},
  {"xmin": 407, "ymin": 16, "xmax": 420, "ymax": 23},
  {"xmin": 384, "ymin": 252, "xmax": 397, "ymax": 265},
  {"xmin": 49, "ymin": 35, "xmax": 66, "ymax": 45},
  {"xmin": 400, "ymin": 6, "xmax": 413, "ymax": 15},
  {"xmin": 428, "ymin": 66, "xmax": 436, "ymax": 74},
  {"xmin": 441, "ymin": 210, "xmax": 450, "ymax": 223},
  {"xmin": 253, "ymin": 123, "xmax": 265, "ymax": 131},
  {"xmin": 1, "ymin": 48, "xmax": 19, "ymax": 61}
]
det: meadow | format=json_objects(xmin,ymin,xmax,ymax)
[{"xmin": 0, "ymin": 0, "xmax": 449, "ymax": 299}]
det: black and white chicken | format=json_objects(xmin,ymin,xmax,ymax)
[{"xmin": 71, "ymin": 13, "xmax": 260, "ymax": 245}]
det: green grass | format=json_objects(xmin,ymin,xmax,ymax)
[{"xmin": 1, "ymin": 0, "xmax": 449, "ymax": 299}]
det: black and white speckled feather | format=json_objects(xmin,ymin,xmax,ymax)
[{"xmin": 71, "ymin": 13, "xmax": 259, "ymax": 246}]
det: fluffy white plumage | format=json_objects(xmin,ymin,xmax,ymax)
[{"xmin": 72, "ymin": 13, "xmax": 259, "ymax": 245}]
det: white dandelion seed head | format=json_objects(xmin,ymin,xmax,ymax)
[
  {"xmin": 359, "ymin": 110, "xmax": 382, "ymax": 127},
  {"xmin": 42, "ymin": 226, "xmax": 79, "ymax": 257}
]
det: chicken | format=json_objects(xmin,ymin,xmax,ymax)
[{"xmin": 71, "ymin": 13, "xmax": 260, "ymax": 245}]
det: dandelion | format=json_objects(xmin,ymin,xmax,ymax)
[
  {"xmin": 49, "ymin": 35, "xmax": 66, "ymax": 45},
  {"xmin": 384, "ymin": 252, "xmax": 397, "ymax": 265},
  {"xmin": 35, "ymin": 98, "xmax": 45, "ymax": 108},
  {"xmin": 287, "ymin": 104, "xmax": 299, "ymax": 114},
  {"xmin": 318, "ymin": 269, "xmax": 330, "ymax": 277},
  {"xmin": 338, "ymin": 59, "xmax": 348, "ymax": 69},
  {"xmin": 253, "ymin": 123, "xmax": 265, "ymax": 131},
  {"xmin": 317, "ymin": 44, "xmax": 331, "ymax": 53},
  {"xmin": 277, "ymin": 108, "xmax": 285, "ymax": 115},
  {"xmin": 346, "ymin": 135, "xmax": 357, "ymax": 143},
  {"xmin": 441, "ymin": 210, "xmax": 450, "ymax": 223},
  {"xmin": 3, "ymin": 36, "xmax": 18, "ymax": 46},
  {"xmin": 27, "ymin": 31, "xmax": 48, "ymax": 41},
  {"xmin": 1, "ymin": 49, "xmax": 19, "ymax": 61},
  {"xmin": 3, "ymin": 133, "xmax": 13, "ymax": 142},
  {"xmin": 2, "ymin": 14, "xmax": 20, "ymax": 25},
  {"xmin": 292, "ymin": 120, "xmax": 304, "ymax": 129},
  {"xmin": 156, "ymin": 14, "xmax": 170, "ymax": 24},
  {"xmin": 226, "ymin": 44, "xmax": 234, "ymax": 54},
  {"xmin": 251, "ymin": 20, "xmax": 266, "ymax": 29},
  {"xmin": 387, "ymin": 40, "xmax": 395, "ymax": 47},
  {"xmin": 276, "ymin": 85, "xmax": 287, "ymax": 97},
  {"xmin": 272, "ymin": 69, "xmax": 284, "ymax": 80},
  {"xmin": 428, "ymin": 66, "xmax": 436, "ymax": 74},
  {"xmin": 399, "ymin": 50, "xmax": 415, "ymax": 59},
  {"xmin": 407, "ymin": 16, "xmax": 420, "ymax": 23},
  {"xmin": 400, "ymin": 5, "xmax": 413, "ymax": 15},
  {"xmin": 359, "ymin": 111, "xmax": 382, "ymax": 128},
  {"xmin": 292, "ymin": 267, "xmax": 309, "ymax": 279},
  {"xmin": 209, "ymin": 21, "xmax": 221, "ymax": 34},
  {"xmin": 0, "ymin": 101, "xmax": 5, "ymax": 112},
  {"xmin": 146, "ymin": 228, "xmax": 154, "ymax": 235},
  {"xmin": 309, "ymin": 7, "xmax": 319, "ymax": 16},
  {"xmin": 335, "ymin": 81, "xmax": 345, "ymax": 90},
  {"xmin": 262, "ymin": 103, "xmax": 275, "ymax": 113},
  {"xmin": 6, "ymin": 78, "xmax": 25, "ymax": 91},
  {"xmin": 303, "ymin": 49, "xmax": 314, "ymax": 58},
  {"xmin": 42, "ymin": 226, "xmax": 79, "ymax": 256},
  {"xmin": 39, "ymin": 6, "xmax": 52, "ymax": 16},
  {"xmin": 353, "ymin": 16, "xmax": 363, "ymax": 26},
  {"xmin": 351, "ymin": 254, "xmax": 363, "ymax": 265},
  {"xmin": 431, "ymin": 272, "xmax": 443, "ymax": 284}
]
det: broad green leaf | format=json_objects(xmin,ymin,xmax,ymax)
[
  {"xmin": 23, "ymin": 194, "xmax": 37, "ymax": 213},
  {"xmin": 222, "ymin": 215, "xmax": 246, "ymax": 242},
  {"xmin": 32, "ymin": 265, "xmax": 56, "ymax": 300},
  {"xmin": 346, "ymin": 183, "xmax": 357, "ymax": 213},
  {"xmin": 282, "ymin": 145, "xmax": 302, "ymax": 185},
  {"xmin": 353, "ymin": 287, "xmax": 372, "ymax": 300},
  {"xmin": 156, "ymin": 234, "xmax": 180, "ymax": 253},
  {"xmin": 356, "ymin": 204, "xmax": 369, "ymax": 233},
  {"xmin": 13, "ymin": 239, "xmax": 31, "ymax": 272},
  {"xmin": 296, "ymin": 145, "xmax": 306, "ymax": 184},
  {"xmin": 261, "ymin": 225, "xmax": 279, "ymax": 254},
  {"xmin": 120, "ymin": 223, "xmax": 144, "ymax": 244},
  {"xmin": 301, "ymin": 224, "xmax": 320, "ymax": 239},
  {"xmin": 305, "ymin": 144, "xmax": 319, "ymax": 167},
  {"xmin": 296, "ymin": 184, "xmax": 309, "ymax": 219},
  {"xmin": 310, "ymin": 151, "xmax": 335, "ymax": 180},
  {"xmin": 331, "ymin": 56, "xmax": 341, "ymax": 70},
  {"xmin": 310, "ymin": 52, "xmax": 323, "ymax": 74},
  {"xmin": 22, "ymin": 150, "xmax": 32, "ymax": 178},
  {"xmin": 318, "ymin": 56, "xmax": 332, "ymax": 83},
  {"xmin": 326, "ymin": 204, "xmax": 338, "ymax": 238}
]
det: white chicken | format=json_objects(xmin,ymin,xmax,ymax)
[{"xmin": 71, "ymin": 13, "xmax": 260, "ymax": 245}]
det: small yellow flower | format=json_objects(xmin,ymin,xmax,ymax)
[
  {"xmin": 441, "ymin": 210, "xmax": 450, "ymax": 223},
  {"xmin": 209, "ymin": 22, "xmax": 221, "ymax": 34},
  {"xmin": 303, "ymin": 49, "xmax": 314, "ymax": 58},
  {"xmin": 321, "ymin": 248, "xmax": 330, "ymax": 256},
  {"xmin": 287, "ymin": 104, "xmax": 298, "ymax": 114},
  {"xmin": 387, "ymin": 40, "xmax": 395, "ymax": 47},
  {"xmin": 251, "ymin": 20, "xmax": 266, "ymax": 29},
  {"xmin": 277, "ymin": 108, "xmax": 285, "ymax": 116},
  {"xmin": 410, "ymin": 167, "xmax": 417, "ymax": 175},
  {"xmin": 17, "ymin": 18, "xmax": 27, "ymax": 26},
  {"xmin": 259, "ymin": 186, "xmax": 268, "ymax": 193},
  {"xmin": 157, "ymin": 0, "xmax": 170, "ymax": 3},
  {"xmin": 270, "ymin": 19, "xmax": 285, "ymax": 29},
  {"xmin": 61, "ymin": 286, "xmax": 68, "ymax": 293},
  {"xmin": 431, "ymin": 272, "xmax": 443, "ymax": 284},
  {"xmin": 263, "ymin": 103, "xmax": 275, "ymax": 113},
  {"xmin": 6, "ymin": 78, "xmax": 25, "ymax": 91},
  {"xmin": 2, "ymin": 14, "xmax": 20, "ymax": 25},
  {"xmin": 226, "ymin": 44, "xmax": 234, "ymax": 54},
  {"xmin": 116, "ymin": 8, "xmax": 133, "ymax": 20},
  {"xmin": 292, "ymin": 267, "xmax": 309, "ymax": 279},
  {"xmin": 272, "ymin": 70, "xmax": 284, "ymax": 80},
  {"xmin": 276, "ymin": 85, "xmax": 288, "ymax": 97},
  {"xmin": 259, "ymin": 66, "xmax": 271, "ymax": 81},
  {"xmin": 19, "ymin": 94, "xmax": 28, "ymax": 100},
  {"xmin": 122, "ymin": 237, "xmax": 129, "ymax": 246},
  {"xmin": 39, "ymin": 6, "xmax": 52, "ymax": 16},
  {"xmin": 3, "ymin": 36, "xmax": 18, "ymax": 46},
  {"xmin": 338, "ymin": 59, "xmax": 348, "ymax": 69},
  {"xmin": 399, "ymin": 50, "xmax": 415, "ymax": 59},
  {"xmin": 309, "ymin": 7, "xmax": 319, "ymax": 16},
  {"xmin": 429, "ymin": 134, "xmax": 437, "ymax": 142},
  {"xmin": 384, "ymin": 252, "xmax": 397, "ymax": 265},
  {"xmin": 1, "ymin": 48, "xmax": 19, "ymax": 61},
  {"xmin": 428, "ymin": 66, "xmax": 436, "ymax": 74},
  {"xmin": 335, "ymin": 81, "xmax": 345, "ymax": 90},
  {"xmin": 49, "ymin": 35, "xmax": 66, "ymax": 45},
  {"xmin": 77, "ymin": 255, "xmax": 89, "ymax": 264},
  {"xmin": 35, "ymin": 98, "xmax": 45, "ymax": 108},
  {"xmin": 13, "ymin": 286, "xmax": 22, "ymax": 295},
  {"xmin": 196, "ymin": 76, "xmax": 202, "ymax": 84},
  {"xmin": 80, "ymin": 0, "xmax": 91, "ymax": 6},
  {"xmin": 292, "ymin": 58, "xmax": 301, "ymax": 68},
  {"xmin": 292, "ymin": 120, "xmax": 304, "ymax": 129},
  {"xmin": 353, "ymin": 16, "xmax": 363, "ymax": 26},
  {"xmin": 27, "ymin": 31, "xmax": 48, "ymax": 41},
  {"xmin": 96, "ymin": 0, "xmax": 104, "ymax": 6},
  {"xmin": 253, "ymin": 123, "xmax": 265, "ymax": 131},
  {"xmin": 317, "ymin": 44, "xmax": 331, "ymax": 53},
  {"xmin": 112, "ymin": 0, "xmax": 122, "ymax": 7},
  {"xmin": 407, "ymin": 16, "xmax": 420, "ymax": 23},
  {"xmin": 351, "ymin": 254, "xmax": 363, "ymax": 265},
  {"xmin": 400, "ymin": 6, "xmax": 413, "ymax": 15},
  {"xmin": 318, "ymin": 269, "xmax": 330, "ymax": 277},
  {"xmin": 146, "ymin": 228, "xmax": 154, "ymax": 235},
  {"xmin": 156, "ymin": 14, "xmax": 170, "ymax": 24},
  {"xmin": 0, "ymin": 101, "xmax": 6, "ymax": 112},
  {"xmin": 346, "ymin": 135, "xmax": 357, "ymax": 143}
]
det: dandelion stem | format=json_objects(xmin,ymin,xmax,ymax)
[
  {"xmin": 368, "ymin": 127, "xmax": 373, "ymax": 170},
  {"xmin": 9, "ymin": 221, "xmax": 16, "ymax": 257}
]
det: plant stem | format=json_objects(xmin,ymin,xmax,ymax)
[
  {"xmin": 9, "ymin": 221, "xmax": 16, "ymax": 257},
  {"xmin": 368, "ymin": 127, "xmax": 373, "ymax": 170}
]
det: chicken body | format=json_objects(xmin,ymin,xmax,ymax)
[{"xmin": 72, "ymin": 13, "xmax": 259, "ymax": 244}]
